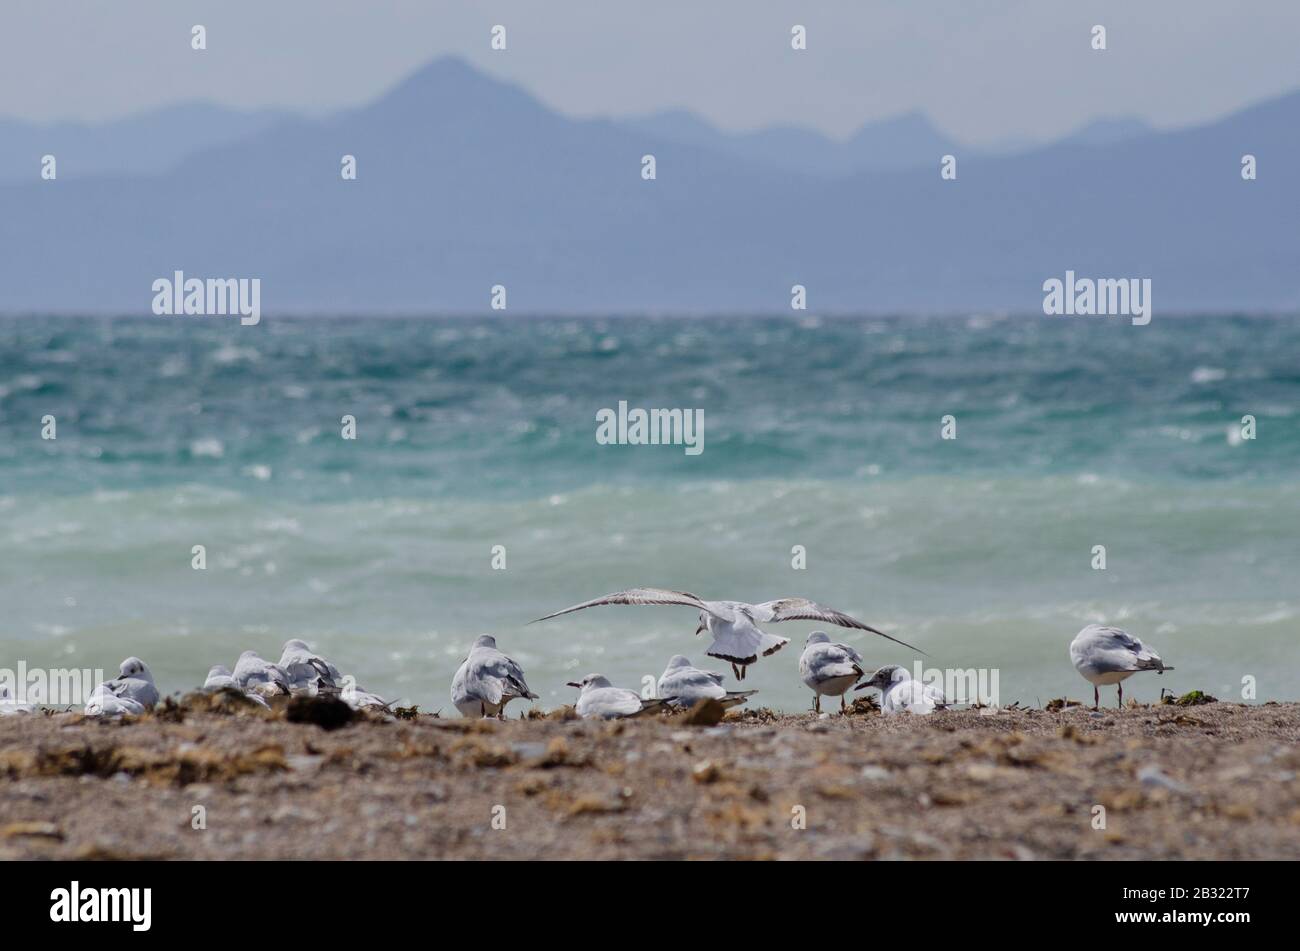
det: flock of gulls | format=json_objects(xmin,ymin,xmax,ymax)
[{"xmin": 0, "ymin": 587, "xmax": 1174, "ymax": 719}]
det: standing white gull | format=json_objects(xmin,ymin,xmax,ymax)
[
  {"xmin": 450, "ymin": 635, "xmax": 538, "ymax": 719},
  {"xmin": 656, "ymin": 655, "xmax": 757, "ymax": 710},
  {"xmin": 857, "ymin": 664, "xmax": 947, "ymax": 715},
  {"xmin": 532, "ymin": 588, "xmax": 923, "ymax": 680},
  {"xmin": 567, "ymin": 673, "xmax": 672, "ymax": 720},
  {"xmin": 1070, "ymin": 624, "xmax": 1173, "ymax": 709},
  {"xmin": 798, "ymin": 631, "xmax": 866, "ymax": 713}
]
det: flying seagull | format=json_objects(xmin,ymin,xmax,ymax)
[
  {"xmin": 533, "ymin": 588, "xmax": 923, "ymax": 679},
  {"xmin": 1069, "ymin": 624, "xmax": 1173, "ymax": 710}
]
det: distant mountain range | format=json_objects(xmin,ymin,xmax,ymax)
[{"xmin": 1, "ymin": 57, "xmax": 1294, "ymax": 314}]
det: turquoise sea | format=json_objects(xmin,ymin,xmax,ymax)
[{"xmin": 1, "ymin": 314, "xmax": 1297, "ymax": 710}]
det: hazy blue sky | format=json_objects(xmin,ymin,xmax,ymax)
[{"xmin": 3, "ymin": 1, "xmax": 1299, "ymax": 144}]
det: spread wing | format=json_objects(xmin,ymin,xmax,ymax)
[
  {"xmin": 531, "ymin": 588, "xmax": 723, "ymax": 624},
  {"xmin": 753, "ymin": 598, "xmax": 927, "ymax": 655}
]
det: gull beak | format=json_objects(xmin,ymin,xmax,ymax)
[
  {"xmin": 566, "ymin": 681, "xmax": 582, "ymax": 689},
  {"xmin": 694, "ymin": 622, "xmax": 706, "ymax": 636}
]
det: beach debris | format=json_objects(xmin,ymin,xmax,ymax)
[
  {"xmin": 848, "ymin": 694, "xmax": 881, "ymax": 715},
  {"xmin": 563, "ymin": 791, "xmax": 629, "ymax": 817},
  {"xmin": 532, "ymin": 588, "xmax": 922, "ymax": 681},
  {"xmin": 1137, "ymin": 764, "xmax": 1189, "ymax": 794},
  {"xmin": 1, "ymin": 821, "xmax": 62, "ymax": 840},
  {"xmin": 524, "ymin": 736, "xmax": 590, "ymax": 769},
  {"xmin": 692, "ymin": 760, "xmax": 721, "ymax": 784},
  {"xmin": 450, "ymin": 634, "xmax": 538, "ymax": 719},
  {"xmin": 1160, "ymin": 689, "xmax": 1217, "ymax": 706},
  {"xmin": 284, "ymin": 695, "xmax": 355, "ymax": 731},
  {"xmin": 673, "ymin": 698, "xmax": 728, "ymax": 726},
  {"xmin": 1045, "ymin": 698, "xmax": 1083, "ymax": 712}
]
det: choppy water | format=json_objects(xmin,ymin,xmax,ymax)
[{"xmin": 2, "ymin": 314, "xmax": 1297, "ymax": 710}]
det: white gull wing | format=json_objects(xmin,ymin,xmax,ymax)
[
  {"xmin": 450, "ymin": 658, "xmax": 491, "ymax": 717},
  {"xmin": 203, "ymin": 668, "xmax": 239, "ymax": 690},
  {"xmin": 750, "ymin": 598, "xmax": 926, "ymax": 654},
  {"xmin": 277, "ymin": 641, "xmax": 343, "ymax": 688},
  {"xmin": 472, "ymin": 647, "xmax": 537, "ymax": 700},
  {"xmin": 657, "ymin": 664, "xmax": 728, "ymax": 704},
  {"xmin": 799, "ymin": 641, "xmax": 866, "ymax": 687},
  {"xmin": 531, "ymin": 588, "xmax": 729, "ymax": 624},
  {"xmin": 1070, "ymin": 624, "xmax": 1173, "ymax": 681},
  {"xmin": 233, "ymin": 652, "xmax": 293, "ymax": 691},
  {"xmin": 575, "ymin": 686, "xmax": 647, "ymax": 719},
  {"xmin": 84, "ymin": 681, "xmax": 147, "ymax": 716}
]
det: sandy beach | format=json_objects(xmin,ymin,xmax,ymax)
[{"xmin": 2, "ymin": 695, "xmax": 1298, "ymax": 860}]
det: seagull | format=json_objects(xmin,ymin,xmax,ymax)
[
  {"xmin": 1070, "ymin": 624, "xmax": 1173, "ymax": 710},
  {"xmin": 276, "ymin": 639, "xmax": 342, "ymax": 690},
  {"xmin": 0, "ymin": 683, "xmax": 34, "ymax": 715},
  {"xmin": 450, "ymin": 635, "xmax": 538, "ymax": 719},
  {"xmin": 269, "ymin": 641, "xmax": 390, "ymax": 708},
  {"xmin": 203, "ymin": 665, "xmax": 238, "ymax": 690},
  {"xmin": 84, "ymin": 657, "xmax": 159, "ymax": 716},
  {"xmin": 856, "ymin": 664, "xmax": 947, "ymax": 715},
  {"xmin": 232, "ymin": 651, "xmax": 292, "ymax": 696},
  {"xmin": 567, "ymin": 673, "xmax": 672, "ymax": 720},
  {"xmin": 202, "ymin": 665, "xmax": 270, "ymax": 708},
  {"xmin": 798, "ymin": 631, "xmax": 866, "ymax": 713},
  {"xmin": 656, "ymin": 655, "xmax": 757, "ymax": 710},
  {"xmin": 532, "ymin": 588, "xmax": 923, "ymax": 680},
  {"xmin": 84, "ymin": 683, "xmax": 146, "ymax": 717}
]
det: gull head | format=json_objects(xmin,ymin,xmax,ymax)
[
  {"xmin": 865, "ymin": 664, "xmax": 908, "ymax": 690},
  {"xmin": 693, "ymin": 612, "xmax": 710, "ymax": 636},
  {"xmin": 119, "ymin": 657, "xmax": 153, "ymax": 682},
  {"xmin": 566, "ymin": 673, "xmax": 611, "ymax": 692},
  {"xmin": 207, "ymin": 665, "xmax": 231, "ymax": 678},
  {"xmin": 282, "ymin": 638, "xmax": 311, "ymax": 653},
  {"xmin": 472, "ymin": 634, "xmax": 498, "ymax": 650},
  {"xmin": 805, "ymin": 630, "xmax": 832, "ymax": 646},
  {"xmin": 238, "ymin": 650, "xmax": 262, "ymax": 661},
  {"xmin": 665, "ymin": 655, "xmax": 692, "ymax": 671}
]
